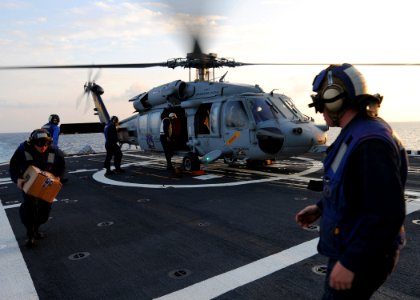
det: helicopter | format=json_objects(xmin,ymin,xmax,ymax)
[
  {"xmin": 68, "ymin": 43, "xmax": 330, "ymax": 171},
  {"xmin": 0, "ymin": 37, "xmax": 329, "ymax": 171}
]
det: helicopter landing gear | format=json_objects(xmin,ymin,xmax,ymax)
[
  {"xmin": 183, "ymin": 152, "xmax": 200, "ymax": 172},
  {"xmin": 223, "ymin": 155, "xmax": 237, "ymax": 166}
]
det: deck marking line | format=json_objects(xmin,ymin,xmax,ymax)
[
  {"xmin": 154, "ymin": 238, "xmax": 319, "ymax": 300},
  {"xmin": 93, "ymin": 157, "xmax": 323, "ymax": 189},
  {"xmin": 155, "ymin": 200, "xmax": 420, "ymax": 300},
  {"xmin": 0, "ymin": 201, "xmax": 38, "ymax": 299}
]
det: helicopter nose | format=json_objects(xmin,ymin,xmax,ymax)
[{"xmin": 256, "ymin": 127, "xmax": 284, "ymax": 154}]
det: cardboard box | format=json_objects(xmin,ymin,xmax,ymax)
[{"xmin": 23, "ymin": 165, "xmax": 62, "ymax": 203}]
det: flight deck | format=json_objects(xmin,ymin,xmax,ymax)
[{"xmin": 1, "ymin": 151, "xmax": 419, "ymax": 300}]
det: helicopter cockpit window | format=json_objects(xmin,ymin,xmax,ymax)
[
  {"xmin": 271, "ymin": 96, "xmax": 297, "ymax": 120},
  {"xmin": 249, "ymin": 97, "xmax": 278, "ymax": 124},
  {"xmin": 272, "ymin": 95, "xmax": 307, "ymax": 121},
  {"xmin": 225, "ymin": 101, "xmax": 248, "ymax": 128}
]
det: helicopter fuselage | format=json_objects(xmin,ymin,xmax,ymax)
[{"xmin": 107, "ymin": 80, "xmax": 327, "ymax": 170}]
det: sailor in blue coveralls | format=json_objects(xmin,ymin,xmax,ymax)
[
  {"xmin": 295, "ymin": 64, "xmax": 407, "ymax": 299},
  {"xmin": 42, "ymin": 114, "xmax": 61, "ymax": 146},
  {"xmin": 9, "ymin": 129, "xmax": 65, "ymax": 248},
  {"xmin": 104, "ymin": 116, "xmax": 124, "ymax": 175}
]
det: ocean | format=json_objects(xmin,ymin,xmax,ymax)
[{"xmin": 0, "ymin": 122, "xmax": 419, "ymax": 164}]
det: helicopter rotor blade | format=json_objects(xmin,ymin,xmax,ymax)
[
  {"xmin": 0, "ymin": 62, "xmax": 169, "ymax": 70},
  {"xmin": 233, "ymin": 62, "xmax": 420, "ymax": 67},
  {"xmin": 92, "ymin": 68, "xmax": 102, "ymax": 82}
]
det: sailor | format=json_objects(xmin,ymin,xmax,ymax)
[
  {"xmin": 42, "ymin": 114, "xmax": 61, "ymax": 146},
  {"xmin": 160, "ymin": 112, "xmax": 177, "ymax": 171},
  {"xmin": 9, "ymin": 129, "xmax": 65, "ymax": 248},
  {"xmin": 104, "ymin": 116, "xmax": 124, "ymax": 175},
  {"xmin": 295, "ymin": 64, "xmax": 408, "ymax": 299}
]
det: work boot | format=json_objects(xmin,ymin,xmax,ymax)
[
  {"xmin": 115, "ymin": 168, "xmax": 125, "ymax": 173},
  {"xmin": 34, "ymin": 229, "xmax": 45, "ymax": 239},
  {"xmin": 25, "ymin": 227, "xmax": 37, "ymax": 248},
  {"xmin": 105, "ymin": 169, "xmax": 115, "ymax": 175},
  {"xmin": 25, "ymin": 237, "xmax": 36, "ymax": 248}
]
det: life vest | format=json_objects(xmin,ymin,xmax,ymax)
[
  {"xmin": 318, "ymin": 117, "xmax": 407, "ymax": 258},
  {"xmin": 19, "ymin": 142, "xmax": 57, "ymax": 172}
]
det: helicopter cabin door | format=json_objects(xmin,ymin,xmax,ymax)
[
  {"xmin": 222, "ymin": 99, "xmax": 254, "ymax": 160},
  {"xmin": 193, "ymin": 103, "xmax": 224, "ymax": 156}
]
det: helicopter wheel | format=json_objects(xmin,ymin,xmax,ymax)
[
  {"xmin": 223, "ymin": 155, "xmax": 236, "ymax": 165},
  {"xmin": 183, "ymin": 152, "xmax": 200, "ymax": 172}
]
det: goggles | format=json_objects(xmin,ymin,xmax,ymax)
[
  {"xmin": 309, "ymin": 90, "xmax": 346, "ymax": 113},
  {"xmin": 34, "ymin": 139, "xmax": 51, "ymax": 147}
]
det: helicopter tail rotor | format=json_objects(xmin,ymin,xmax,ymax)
[{"xmin": 76, "ymin": 69, "xmax": 102, "ymax": 114}]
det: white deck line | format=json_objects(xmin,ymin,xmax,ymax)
[
  {"xmin": 154, "ymin": 239, "xmax": 319, "ymax": 300},
  {"xmin": 0, "ymin": 201, "xmax": 38, "ymax": 300},
  {"xmin": 155, "ymin": 199, "xmax": 420, "ymax": 300}
]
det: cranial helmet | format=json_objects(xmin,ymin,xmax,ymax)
[
  {"xmin": 49, "ymin": 114, "xmax": 60, "ymax": 124},
  {"xmin": 29, "ymin": 128, "xmax": 52, "ymax": 144},
  {"xmin": 309, "ymin": 63, "xmax": 369, "ymax": 113},
  {"xmin": 169, "ymin": 113, "xmax": 177, "ymax": 119}
]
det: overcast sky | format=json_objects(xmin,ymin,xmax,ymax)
[{"xmin": 1, "ymin": 0, "xmax": 420, "ymax": 133}]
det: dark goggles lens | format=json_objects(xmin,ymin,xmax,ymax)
[
  {"xmin": 309, "ymin": 94, "xmax": 324, "ymax": 113},
  {"xmin": 34, "ymin": 139, "xmax": 51, "ymax": 147}
]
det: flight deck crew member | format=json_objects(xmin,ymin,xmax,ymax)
[
  {"xmin": 295, "ymin": 64, "xmax": 407, "ymax": 299},
  {"xmin": 9, "ymin": 129, "xmax": 65, "ymax": 248},
  {"xmin": 42, "ymin": 114, "xmax": 61, "ymax": 146},
  {"xmin": 42, "ymin": 114, "xmax": 69, "ymax": 183},
  {"xmin": 160, "ymin": 112, "xmax": 177, "ymax": 171},
  {"xmin": 104, "ymin": 116, "xmax": 124, "ymax": 175}
]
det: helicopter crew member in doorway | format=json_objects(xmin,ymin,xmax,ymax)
[
  {"xmin": 9, "ymin": 129, "xmax": 65, "ymax": 248},
  {"xmin": 104, "ymin": 116, "xmax": 124, "ymax": 175},
  {"xmin": 295, "ymin": 63, "xmax": 407, "ymax": 299},
  {"xmin": 160, "ymin": 112, "xmax": 177, "ymax": 171},
  {"xmin": 42, "ymin": 114, "xmax": 61, "ymax": 146}
]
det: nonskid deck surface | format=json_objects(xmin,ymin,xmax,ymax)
[{"xmin": 0, "ymin": 151, "xmax": 419, "ymax": 300}]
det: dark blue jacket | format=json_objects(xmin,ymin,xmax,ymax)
[
  {"xmin": 104, "ymin": 121, "xmax": 118, "ymax": 145},
  {"xmin": 9, "ymin": 141, "xmax": 66, "ymax": 183},
  {"xmin": 317, "ymin": 116, "xmax": 407, "ymax": 273},
  {"xmin": 42, "ymin": 122, "xmax": 60, "ymax": 146}
]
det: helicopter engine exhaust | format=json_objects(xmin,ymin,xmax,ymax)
[{"xmin": 132, "ymin": 80, "xmax": 190, "ymax": 112}]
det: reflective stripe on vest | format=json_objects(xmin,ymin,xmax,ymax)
[
  {"xmin": 24, "ymin": 151, "xmax": 33, "ymax": 161},
  {"xmin": 24, "ymin": 150, "xmax": 55, "ymax": 164}
]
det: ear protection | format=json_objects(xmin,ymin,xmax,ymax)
[
  {"xmin": 28, "ymin": 129, "xmax": 52, "ymax": 145},
  {"xmin": 322, "ymin": 84, "xmax": 345, "ymax": 113}
]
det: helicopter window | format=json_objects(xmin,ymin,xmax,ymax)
[
  {"xmin": 225, "ymin": 101, "xmax": 248, "ymax": 128},
  {"xmin": 271, "ymin": 96, "xmax": 298, "ymax": 120},
  {"xmin": 249, "ymin": 97, "xmax": 278, "ymax": 124},
  {"xmin": 210, "ymin": 102, "xmax": 221, "ymax": 134},
  {"xmin": 197, "ymin": 104, "xmax": 212, "ymax": 135},
  {"xmin": 281, "ymin": 95, "xmax": 309, "ymax": 121}
]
